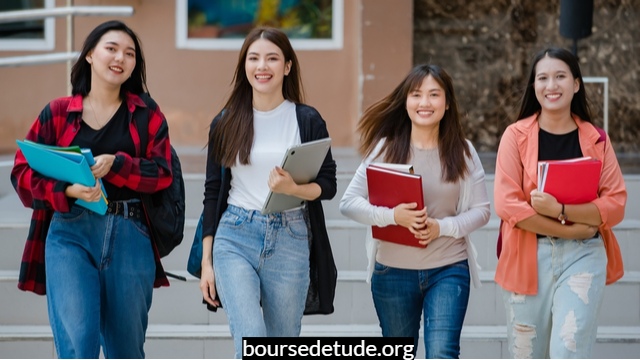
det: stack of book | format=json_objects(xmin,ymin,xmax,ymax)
[{"xmin": 366, "ymin": 163, "xmax": 426, "ymax": 248}]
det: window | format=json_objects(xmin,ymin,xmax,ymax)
[
  {"xmin": 176, "ymin": 0, "xmax": 343, "ymax": 50},
  {"xmin": 0, "ymin": 0, "xmax": 55, "ymax": 51}
]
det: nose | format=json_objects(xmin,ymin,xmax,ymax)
[
  {"xmin": 419, "ymin": 95, "xmax": 430, "ymax": 107},
  {"xmin": 257, "ymin": 58, "xmax": 268, "ymax": 70}
]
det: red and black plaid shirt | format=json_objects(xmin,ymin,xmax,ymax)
[{"xmin": 11, "ymin": 93, "xmax": 172, "ymax": 294}]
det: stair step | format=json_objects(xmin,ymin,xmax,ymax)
[
  {"xmin": 1, "ymin": 324, "xmax": 639, "ymax": 359},
  {"xmin": 2, "ymin": 270, "xmax": 640, "ymax": 328}
]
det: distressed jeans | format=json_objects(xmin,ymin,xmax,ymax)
[
  {"xmin": 502, "ymin": 236, "xmax": 607, "ymax": 358},
  {"xmin": 45, "ymin": 202, "xmax": 156, "ymax": 359},
  {"xmin": 213, "ymin": 205, "xmax": 310, "ymax": 359},
  {"xmin": 371, "ymin": 259, "xmax": 471, "ymax": 358}
]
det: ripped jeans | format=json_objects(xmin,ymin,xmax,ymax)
[{"xmin": 502, "ymin": 236, "xmax": 607, "ymax": 358}]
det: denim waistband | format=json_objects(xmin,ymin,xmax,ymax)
[
  {"xmin": 536, "ymin": 232, "xmax": 600, "ymax": 240},
  {"xmin": 226, "ymin": 204, "xmax": 304, "ymax": 222}
]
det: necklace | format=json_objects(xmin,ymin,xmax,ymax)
[{"xmin": 87, "ymin": 95, "xmax": 120, "ymax": 129}]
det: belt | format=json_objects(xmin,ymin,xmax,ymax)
[{"xmin": 106, "ymin": 201, "xmax": 144, "ymax": 220}]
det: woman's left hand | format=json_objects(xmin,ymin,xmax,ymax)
[
  {"xmin": 530, "ymin": 190, "xmax": 562, "ymax": 218},
  {"xmin": 91, "ymin": 154, "xmax": 116, "ymax": 179},
  {"xmin": 268, "ymin": 166, "xmax": 296, "ymax": 195},
  {"xmin": 416, "ymin": 217, "xmax": 440, "ymax": 246}
]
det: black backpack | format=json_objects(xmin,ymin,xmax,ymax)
[{"xmin": 134, "ymin": 93, "xmax": 185, "ymax": 258}]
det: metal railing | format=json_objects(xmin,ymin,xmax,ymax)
[
  {"xmin": 583, "ymin": 77, "xmax": 609, "ymax": 134},
  {"xmin": 0, "ymin": 3, "xmax": 134, "ymax": 94}
]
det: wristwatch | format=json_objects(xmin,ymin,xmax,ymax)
[{"xmin": 558, "ymin": 203, "xmax": 568, "ymax": 225}]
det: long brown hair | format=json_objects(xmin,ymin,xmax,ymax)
[
  {"xmin": 358, "ymin": 64, "xmax": 470, "ymax": 183},
  {"xmin": 208, "ymin": 27, "xmax": 304, "ymax": 167}
]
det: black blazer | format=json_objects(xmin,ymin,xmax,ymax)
[{"xmin": 202, "ymin": 103, "xmax": 338, "ymax": 315}]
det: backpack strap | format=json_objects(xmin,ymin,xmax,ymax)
[
  {"xmin": 593, "ymin": 124, "xmax": 606, "ymax": 146},
  {"xmin": 134, "ymin": 93, "xmax": 151, "ymax": 158}
]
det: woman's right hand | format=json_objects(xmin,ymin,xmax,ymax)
[
  {"xmin": 394, "ymin": 203, "xmax": 427, "ymax": 234},
  {"xmin": 568, "ymin": 223, "xmax": 599, "ymax": 240},
  {"xmin": 64, "ymin": 179, "xmax": 102, "ymax": 202},
  {"xmin": 200, "ymin": 264, "xmax": 221, "ymax": 307}
]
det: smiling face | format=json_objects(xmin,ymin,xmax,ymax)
[
  {"xmin": 245, "ymin": 38, "xmax": 292, "ymax": 97},
  {"xmin": 86, "ymin": 30, "xmax": 136, "ymax": 90},
  {"xmin": 534, "ymin": 55, "xmax": 580, "ymax": 113},
  {"xmin": 406, "ymin": 75, "xmax": 448, "ymax": 131}
]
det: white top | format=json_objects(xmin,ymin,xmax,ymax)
[
  {"xmin": 228, "ymin": 100, "xmax": 301, "ymax": 211},
  {"xmin": 339, "ymin": 139, "xmax": 491, "ymax": 288}
]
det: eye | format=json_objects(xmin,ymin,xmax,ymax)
[
  {"xmin": 538, "ymin": 76, "xmax": 547, "ymax": 81},
  {"xmin": 126, "ymin": 52, "xmax": 135, "ymax": 58},
  {"xmin": 557, "ymin": 74, "xmax": 565, "ymax": 79},
  {"xmin": 430, "ymin": 93, "xmax": 439, "ymax": 97},
  {"xmin": 106, "ymin": 46, "xmax": 115, "ymax": 51}
]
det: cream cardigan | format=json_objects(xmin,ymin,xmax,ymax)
[{"xmin": 339, "ymin": 139, "xmax": 491, "ymax": 288}]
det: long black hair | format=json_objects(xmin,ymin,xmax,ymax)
[
  {"xmin": 70, "ymin": 20, "xmax": 147, "ymax": 98},
  {"xmin": 516, "ymin": 46, "xmax": 592, "ymax": 123}
]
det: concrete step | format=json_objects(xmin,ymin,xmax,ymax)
[
  {"xmin": 3, "ymin": 188, "xmax": 640, "ymax": 274},
  {"xmin": 2, "ymin": 269, "xmax": 640, "ymax": 329},
  {"xmin": 1, "ymin": 324, "xmax": 639, "ymax": 359}
]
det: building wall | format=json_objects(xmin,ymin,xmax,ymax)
[
  {"xmin": 0, "ymin": 0, "xmax": 414, "ymax": 154},
  {"xmin": 414, "ymin": 0, "xmax": 640, "ymax": 152}
]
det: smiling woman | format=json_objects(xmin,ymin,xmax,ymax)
[
  {"xmin": 339, "ymin": 64, "xmax": 491, "ymax": 358},
  {"xmin": 11, "ymin": 20, "xmax": 173, "ymax": 359},
  {"xmin": 494, "ymin": 47, "xmax": 627, "ymax": 358},
  {"xmin": 199, "ymin": 27, "xmax": 337, "ymax": 359}
]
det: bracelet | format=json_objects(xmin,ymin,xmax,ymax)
[{"xmin": 557, "ymin": 203, "xmax": 568, "ymax": 225}]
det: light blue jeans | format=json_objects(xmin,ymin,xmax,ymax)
[
  {"xmin": 371, "ymin": 259, "xmax": 471, "ymax": 359},
  {"xmin": 45, "ymin": 201, "xmax": 155, "ymax": 359},
  {"xmin": 213, "ymin": 204, "xmax": 310, "ymax": 359},
  {"xmin": 502, "ymin": 236, "xmax": 607, "ymax": 358}
]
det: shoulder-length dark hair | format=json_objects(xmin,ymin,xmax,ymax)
[
  {"xmin": 210, "ymin": 27, "xmax": 304, "ymax": 167},
  {"xmin": 516, "ymin": 46, "xmax": 592, "ymax": 123},
  {"xmin": 358, "ymin": 64, "xmax": 470, "ymax": 183},
  {"xmin": 70, "ymin": 20, "xmax": 147, "ymax": 98}
]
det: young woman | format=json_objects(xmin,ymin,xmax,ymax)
[
  {"xmin": 494, "ymin": 47, "xmax": 626, "ymax": 358},
  {"xmin": 199, "ymin": 27, "xmax": 337, "ymax": 358},
  {"xmin": 11, "ymin": 21, "xmax": 172, "ymax": 358},
  {"xmin": 340, "ymin": 64, "xmax": 491, "ymax": 358}
]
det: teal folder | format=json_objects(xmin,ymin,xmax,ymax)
[{"xmin": 16, "ymin": 140, "xmax": 108, "ymax": 215}]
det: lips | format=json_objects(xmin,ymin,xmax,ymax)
[
  {"xmin": 545, "ymin": 93, "xmax": 561, "ymax": 100},
  {"xmin": 417, "ymin": 110, "xmax": 434, "ymax": 116},
  {"xmin": 109, "ymin": 66, "xmax": 123, "ymax": 73},
  {"xmin": 255, "ymin": 74, "xmax": 272, "ymax": 82}
]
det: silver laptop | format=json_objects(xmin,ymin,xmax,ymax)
[{"xmin": 261, "ymin": 137, "xmax": 332, "ymax": 215}]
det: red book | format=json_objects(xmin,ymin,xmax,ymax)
[
  {"xmin": 366, "ymin": 164, "xmax": 426, "ymax": 248},
  {"xmin": 538, "ymin": 157, "xmax": 602, "ymax": 204}
]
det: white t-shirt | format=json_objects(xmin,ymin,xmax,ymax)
[{"xmin": 227, "ymin": 100, "xmax": 301, "ymax": 211}]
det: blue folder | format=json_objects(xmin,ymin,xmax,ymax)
[{"xmin": 16, "ymin": 140, "xmax": 108, "ymax": 215}]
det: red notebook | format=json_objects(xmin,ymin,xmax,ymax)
[
  {"xmin": 538, "ymin": 157, "xmax": 602, "ymax": 204},
  {"xmin": 366, "ymin": 164, "xmax": 426, "ymax": 248}
]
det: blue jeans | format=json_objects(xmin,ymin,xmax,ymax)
[
  {"xmin": 502, "ymin": 236, "xmax": 607, "ymax": 358},
  {"xmin": 45, "ymin": 201, "xmax": 155, "ymax": 359},
  {"xmin": 213, "ymin": 205, "xmax": 310, "ymax": 359},
  {"xmin": 371, "ymin": 259, "xmax": 470, "ymax": 359}
]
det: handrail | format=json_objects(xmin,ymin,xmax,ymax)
[
  {"xmin": 0, "ymin": 52, "xmax": 79, "ymax": 68},
  {"xmin": 583, "ymin": 77, "xmax": 609, "ymax": 134},
  {"xmin": 0, "ymin": 6, "xmax": 133, "ymax": 23}
]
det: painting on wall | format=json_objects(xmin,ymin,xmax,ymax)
[{"xmin": 176, "ymin": 0, "xmax": 343, "ymax": 50}]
